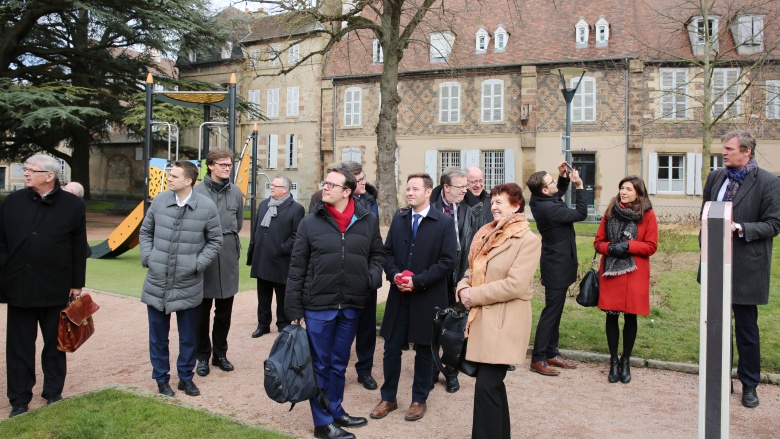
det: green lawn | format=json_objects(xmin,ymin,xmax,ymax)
[{"xmin": 0, "ymin": 388, "xmax": 291, "ymax": 439}]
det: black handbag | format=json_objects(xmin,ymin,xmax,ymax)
[
  {"xmin": 431, "ymin": 303, "xmax": 479, "ymax": 378},
  {"xmin": 576, "ymin": 252, "xmax": 600, "ymax": 307}
]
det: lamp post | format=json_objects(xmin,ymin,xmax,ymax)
[{"xmin": 555, "ymin": 67, "xmax": 586, "ymax": 207}]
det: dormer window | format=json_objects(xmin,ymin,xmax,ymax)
[
  {"xmin": 221, "ymin": 42, "xmax": 232, "ymax": 59},
  {"xmin": 372, "ymin": 39, "xmax": 383, "ymax": 64},
  {"xmin": 595, "ymin": 17, "xmax": 609, "ymax": 47},
  {"xmin": 494, "ymin": 26, "xmax": 508, "ymax": 52},
  {"xmin": 189, "ymin": 51, "xmax": 197, "ymax": 63},
  {"xmin": 475, "ymin": 28, "xmax": 489, "ymax": 54},
  {"xmin": 575, "ymin": 19, "xmax": 589, "ymax": 48},
  {"xmin": 430, "ymin": 32, "xmax": 455, "ymax": 63},
  {"xmin": 732, "ymin": 15, "xmax": 764, "ymax": 55},
  {"xmin": 686, "ymin": 16, "xmax": 719, "ymax": 55}
]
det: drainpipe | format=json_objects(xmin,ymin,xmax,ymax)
[
  {"xmin": 625, "ymin": 59, "xmax": 630, "ymax": 176},
  {"xmin": 332, "ymin": 78, "xmax": 337, "ymax": 177}
]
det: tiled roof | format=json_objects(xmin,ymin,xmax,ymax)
[{"xmin": 241, "ymin": 11, "xmax": 320, "ymax": 43}]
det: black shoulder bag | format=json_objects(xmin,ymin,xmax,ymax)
[
  {"xmin": 431, "ymin": 303, "xmax": 479, "ymax": 377},
  {"xmin": 576, "ymin": 252, "xmax": 600, "ymax": 307}
]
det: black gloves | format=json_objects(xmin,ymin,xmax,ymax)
[{"xmin": 607, "ymin": 241, "xmax": 630, "ymax": 258}]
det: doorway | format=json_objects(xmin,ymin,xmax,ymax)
[{"xmin": 572, "ymin": 154, "xmax": 595, "ymax": 212}]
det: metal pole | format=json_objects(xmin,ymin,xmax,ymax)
[
  {"xmin": 144, "ymin": 74, "xmax": 153, "ymax": 215},
  {"xmin": 559, "ymin": 70, "xmax": 585, "ymax": 207},
  {"xmin": 202, "ymin": 105, "xmax": 211, "ymax": 159},
  {"xmin": 228, "ymin": 73, "xmax": 237, "ymax": 184},
  {"xmin": 249, "ymin": 124, "xmax": 258, "ymax": 243}
]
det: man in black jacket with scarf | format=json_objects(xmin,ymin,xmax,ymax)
[
  {"xmin": 526, "ymin": 163, "xmax": 587, "ymax": 376},
  {"xmin": 0, "ymin": 155, "xmax": 88, "ymax": 417},
  {"xmin": 286, "ymin": 166, "xmax": 384, "ymax": 439}
]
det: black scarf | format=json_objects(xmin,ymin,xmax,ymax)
[
  {"xmin": 723, "ymin": 158, "xmax": 758, "ymax": 202},
  {"xmin": 603, "ymin": 201, "xmax": 646, "ymax": 277}
]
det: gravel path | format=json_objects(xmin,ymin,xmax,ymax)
[{"xmin": 1, "ymin": 291, "xmax": 778, "ymax": 438}]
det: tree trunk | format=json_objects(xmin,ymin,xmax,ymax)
[
  {"xmin": 700, "ymin": 1, "xmax": 713, "ymax": 186},
  {"xmin": 69, "ymin": 140, "xmax": 92, "ymax": 199}
]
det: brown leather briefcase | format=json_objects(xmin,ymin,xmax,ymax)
[{"xmin": 57, "ymin": 293, "xmax": 100, "ymax": 353}]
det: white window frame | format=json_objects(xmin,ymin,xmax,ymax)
[
  {"xmin": 285, "ymin": 134, "xmax": 298, "ymax": 168},
  {"xmin": 288, "ymin": 44, "xmax": 300, "ymax": 64},
  {"xmin": 737, "ymin": 15, "xmax": 763, "ymax": 46},
  {"xmin": 575, "ymin": 19, "xmax": 589, "ymax": 48},
  {"xmin": 475, "ymin": 28, "xmax": 488, "ymax": 53},
  {"xmin": 482, "ymin": 150, "xmax": 505, "ymax": 189},
  {"xmin": 494, "ymin": 26, "xmax": 507, "ymax": 52},
  {"xmin": 438, "ymin": 151, "xmax": 461, "ymax": 178},
  {"xmin": 481, "ymin": 79, "xmax": 504, "ymax": 122},
  {"xmin": 430, "ymin": 32, "xmax": 455, "ymax": 62},
  {"xmin": 372, "ymin": 39, "xmax": 383, "ymax": 64},
  {"xmin": 766, "ymin": 80, "xmax": 780, "ymax": 120},
  {"xmin": 660, "ymin": 68, "xmax": 688, "ymax": 120},
  {"xmin": 344, "ymin": 87, "xmax": 362, "ymax": 127},
  {"xmin": 221, "ymin": 42, "xmax": 232, "ymax": 59},
  {"xmin": 571, "ymin": 76, "xmax": 596, "ymax": 122},
  {"xmin": 267, "ymin": 88, "xmax": 280, "ymax": 118},
  {"xmin": 249, "ymin": 49, "xmax": 261, "ymax": 67},
  {"xmin": 248, "ymin": 89, "xmax": 261, "ymax": 106},
  {"xmin": 266, "ymin": 135, "xmax": 278, "ymax": 169},
  {"xmin": 712, "ymin": 67, "xmax": 740, "ymax": 119},
  {"xmin": 695, "ymin": 17, "xmax": 718, "ymax": 45},
  {"xmin": 710, "ymin": 154, "xmax": 723, "ymax": 171},
  {"xmin": 268, "ymin": 45, "xmax": 280, "ymax": 67},
  {"xmin": 342, "ymin": 147, "xmax": 362, "ymax": 163},
  {"xmin": 595, "ymin": 17, "xmax": 609, "ymax": 46},
  {"xmin": 439, "ymin": 82, "xmax": 461, "ymax": 123},
  {"xmin": 656, "ymin": 154, "xmax": 685, "ymax": 194},
  {"xmin": 286, "ymin": 86, "xmax": 299, "ymax": 116},
  {"xmin": 189, "ymin": 51, "xmax": 197, "ymax": 62}
]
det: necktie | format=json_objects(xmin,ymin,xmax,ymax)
[{"xmin": 412, "ymin": 214, "xmax": 421, "ymax": 241}]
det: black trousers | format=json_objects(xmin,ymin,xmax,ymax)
[
  {"xmin": 532, "ymin": 286, "xmax": 567, "ymax": 362},
  {"xmin": 256, "ymin": 279, "xmax": 288, "ymax": 331},
  {"xmin": 472, "ymin": 363, "xmax": 510, "ymax": 439},
  {"xmin": 380, "ymin": 299, "xmax": 433, "ymax": 403},
  {"xmin": 733, "ymin": 304, "xmax": 760, "ymax": 387},
  {"xmin": 354, "ymin": 289, "xmax": 377, "ymax": 376},
  {"xmin": 6, "ymin": 305, "xmax": 66, "ymax": 406},
  {"xmin": 196, "ymin": 297, "xmax": 234, "ymax": 360}
]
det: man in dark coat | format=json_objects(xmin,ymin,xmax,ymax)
[
  {"xmin": 371, "ymin": 173, "xmax": 457, "ymax": 423},
  {"xmin": 249, "ymin": 175, "xmax": 304, "ymax": 338},
  {"xmin": 193, "ymin": 150, "xmax": 244, "ymax": 377},
  {"xmin": 0, "ymin": 155, "xmax": 88, "ymax": 418},
  {"xmin": 286, "ymin": 166, "xmax": 384, "ymax": 439},
  {"xmin": 700, "ymin": 130, "xmax": 780, "ymax": 408},
  {"xmin": 526, "ymin": 164, "xmax": 588, "ymax": 376},
  {"xmin": 465, "ymin": 166, "xmax": 493, "ymax": 225}
]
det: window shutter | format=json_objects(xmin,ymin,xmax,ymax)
[
  {"xmin": 460, "ymin": 150, "xmax": 467, "ymax": 169},
  {"xmin": 754, "ymin": 16, "xmax": 764, "ymax": 43},
  {"xmin": 726, "ymin": 68, "xmax": 739, "ymax": 116},
  {"xmin": 675, "ymin": 70, "xmax": 687, "ymax": 119},
  {"xmin": 739, "ymin": 16, "xmax": 751, "ymax": 45},
  {"xmin": 493, "ymin": 82, "xmax": 503, "ymax": 121},
  {"xmin": 648, "ymin": 152, "xmax": 658, "ymax": 194},
  {"xmin": 504, "ymin": 149, "xmax": 515, "ymax": 183},
  {"xmin": 424, "ymin": 150, "xmax": 438, "ymax": 182},
  {"xmin": 660, "ymin": 70, "xmax": 674, "ymax": 118},
  {"xmin": 583, "ymin": 78, "xmax": 595, "ymax": 121},
  {"xmin": 439, "ymin": 85, "xmax": 449, "ymax": 122},
  {"xmin": 451, "ymin": 84, "xmax": 460, "ymax": 121},
  {"xmin": 482, "ymin": 82, "xmax": 491, "ymax": 121},
  {"xmin": 686, "ymin": 152, "xmax": 696, "ymax": 195},
  {"xmin": 464, "ymin": 150, "xmax": 480, "ymax": 168},
  {"xmin": 287, "ymin": 87, "xmax": 299, "ymax": 116},
  {"xmin": 695, "ymin": 153, "xmax": 703, "ymax": 195},
  {"xmin": 267, "ymin": 134, "xmax": 278, "ymax": 169},
  {"xmin": 344, "ymin": 89, "xmax": 353, "ymax": 126},
  {"xmin": 767, "ymin": 81, "xmax": 780, "ymax": 119},
  {"xmin": 712, "ymin": 69, "xmax": 726, "ymax": 117}
]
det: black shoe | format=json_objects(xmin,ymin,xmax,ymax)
[
  {"xmin": 445, "ymin": 375, "xmax": 460, "ymax": 393},
  {"xmin": 608, "ymin": 358, "xmax": 620, "ymax": 383},
  {"xmin": 313, "ymin": 423, "xmax": 355, "ymax": 439},
  {"xmin": 357, "ymin": 374, "xmax": 378, "ymax": 390},
  {"xmin": 212, "ymin": 356, "xmax": 235, "ymax": 372},
  {"xmin": 742, "ymin": 386, "xmax": 759, "ymax": 408},
  {"xmin": 177, "ymin": 380, "xmax": 200, "ymax": 396},
  {"xmin": 157, "ymin": 382, "xmax": 175, "ymax": 397},
  {"xmin": 619, "ymin": 357, "xmax": 631, "ymax": 384},
  {"xmin": 46, "ymin": 394, "xmax": 63, "ymax": 404},
  {"xmin": 9, "ymin": 404, "xmax": 28, "ymax": 418},
  {"xmin": 196, "ymin": 360, "xmax": 210, "ymax": 377},
  {"xmin": 334, "ymin": 414, "xmax": 368, "ymax": 428},
  {"xmin": 252, "ymin": 326, "xmax": 271, "ymax": 338},
  {"xmin": 507, "ymin": 364, "xmax": 517, "ymax": 371}
]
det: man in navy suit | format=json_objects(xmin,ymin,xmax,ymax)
[
  {"xmin": 700, "ymin": 130, "xmax": 780, "ymax": 408},
  {"xmin": 370, "ymin": 173, "xmax": 457, "ymax": 422}
]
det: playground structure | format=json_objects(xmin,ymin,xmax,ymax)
[{"xmin": 90, "ymin": 73, "xmax": 263, "ymax": 259}]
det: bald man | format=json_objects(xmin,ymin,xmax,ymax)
[{"xmin": 63, "ymin": 182, "xmax": 84, "ymax": 198}]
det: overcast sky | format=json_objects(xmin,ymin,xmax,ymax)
[{"xmin": 209, "ymin": 0, "xmax": 268, "ymax": 13}]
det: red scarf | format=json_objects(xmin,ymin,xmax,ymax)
[{"xmin": 325, "ymin": 198, "xmax": 355, "ymax": 232}]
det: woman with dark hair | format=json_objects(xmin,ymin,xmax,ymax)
[
  {"xmin": 457, "ymin": 183, "xmax": 541, "ymax": 439},
  {"xmin": 593, "ymin": 175, "xmax": 658, "ymax": 384}
]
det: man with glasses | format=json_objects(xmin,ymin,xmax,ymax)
[
  {"xmin": 1, "ymin": 155, "xmax": 88, "ymax": 417},
  {"xmin": 465, "ymin": 166, "xmax": 494, "ymax": 225},
  {"xmin": 525, "ymin": 164, "xmax": 587, "ymax": 376},
  {"xmin": 249, "ymin": 175, "xmax": 304, "ymax": 339},
  {"xmin": 141, "ymin": 161, "xmax": 222, "ymax": 398},
  {"xmin": 286, "ymin": 166, "xmax": 384, "ymax": 439},
  {"xmin": 192, "ymin": 150, "xmax": 245, "ymax": 377},
  {"xmin": 430, "ymin": 167, "xmax": 481, "ymax": 393}
]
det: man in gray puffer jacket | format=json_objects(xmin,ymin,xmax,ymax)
[{"xmin": 140, "ymin": 161, "xmax": 223, "ymax": 398}]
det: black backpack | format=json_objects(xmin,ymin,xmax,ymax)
[{"xmin": 263, "ymin": 325, "xmax": 328, "ymax": 411}]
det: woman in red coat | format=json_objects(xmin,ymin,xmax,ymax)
[{"xmin": 593, "ymin": 176, "xmax": 658, "ymax": 384}]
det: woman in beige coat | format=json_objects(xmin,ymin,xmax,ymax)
[{"xmin": 457, "ymin": 182, "xmax": 541, "ymax": 439}]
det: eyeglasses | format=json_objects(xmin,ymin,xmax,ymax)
[
  {"xmin": 356, "ymin": 177, "xmax": 366, "ymax": 184},
  {"xmin": 23, "ymin": 167, "xmax": 50, "ymax": 174},
  {"xmin": 321, "ymin": 181, "xmax": 345, "ymax": 190},
  {"xmin": 468, "ymin": 179, "xmax": 484, "ymax": 185},
  {"xmin": 214, "ymin": 163, "xmax": 233, "ymax": 169},
  {"xmin": 546, "ymin": 180, "xmax": 557, "ymax": 187},
  {"xmin": 269, "ymin": 184, "xmax": 286, "ymax": 189},
  {"xmin": 449, "ymin": 184, "xmax": 468, "ymax": 190}
]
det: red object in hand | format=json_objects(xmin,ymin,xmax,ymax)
[{"xmin": 395, "ymin": 270, "xmax": 416, "ymax": 297}]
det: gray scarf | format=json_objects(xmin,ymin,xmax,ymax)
[
  {"xmin": 603, "ymin": 201, "xmax": 646, "ymax": 277},
  {"xmin": 261, "ymin": 193, "xmax": 290, "ymax": 228}
]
